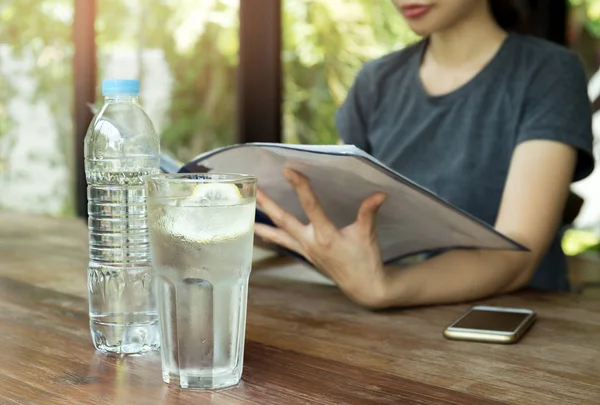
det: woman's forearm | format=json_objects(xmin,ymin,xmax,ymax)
[{"xmin": 378, "ymin": 248, "xmax": 536, "ymax": 308}]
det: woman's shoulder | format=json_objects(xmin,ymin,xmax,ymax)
[
  {"xmin": 502, "ymin": 33, "xmax": 589, "ymax": 108},
  {"xmin": 508, "ymin": 33, "xmax": 585, "ymax": 72},
  {"xmin": 509, "ymin": 34, "xmax": 595, "ymax": 183}
]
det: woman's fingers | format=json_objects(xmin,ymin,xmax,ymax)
[
  {"xmin": 256, "ymin": 188, "xmax": 305, "ymax": 240},
  {"xmin": 254, "ymin": 223, "xmax": 304, "ymax": 255},
  {"xmin": 356, "ymin": 192, "xmax": 386, "ymax": 233},
  {"xmin": 284, "ymin": 169, "xmax": 337, "ymax": 233}
]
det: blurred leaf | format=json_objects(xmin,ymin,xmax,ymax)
[{"xmin": 563, "ymin": 228, "xmax": 600, "ymax": 255}]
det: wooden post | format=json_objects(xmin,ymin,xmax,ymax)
[
  {"xmin": 237, "ymin": 0, "xmax": 282, "ymax": 143},
  {"xmin": 73, "ymin": 0, "xmax": 97, "ymax": 218}
]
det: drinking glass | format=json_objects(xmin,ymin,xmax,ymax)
[{"xmin": 146, "ymin": 173, "xmax": 257, "ymax": 389}]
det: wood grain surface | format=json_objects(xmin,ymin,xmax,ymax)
[{"xmin": 0, "ymin": 211, "xmax": 599, "ymax": 405}]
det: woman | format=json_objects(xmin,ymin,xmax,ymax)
[{"xmin": 254, "ymin": 0, "xmax": 595, "ymax": 308}]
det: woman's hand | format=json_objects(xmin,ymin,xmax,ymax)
[{"xmin": 253, "ymin": 168, "xmax": 388, "ymax": 308}]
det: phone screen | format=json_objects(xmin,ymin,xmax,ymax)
[{"xmin": 452, "ymin": 309, "xmax": 530, "ymax": 332}]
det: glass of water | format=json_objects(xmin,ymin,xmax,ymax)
[{"xmin": 146, "ymin": 173, "xmax": 257, "ymax": 390}]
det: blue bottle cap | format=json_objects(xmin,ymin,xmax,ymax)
[{"xmin": 102, "ymin": 79, "xmax": 139, "ymax": 95}]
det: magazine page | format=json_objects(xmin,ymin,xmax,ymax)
[{"xmin": 177, "ymin": 143, "xmax": 525, "ymax": 262}]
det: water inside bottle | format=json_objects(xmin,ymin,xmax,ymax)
[{"xmin": 87, "ymin": 166, "xmax": 161, "ymax": 354}]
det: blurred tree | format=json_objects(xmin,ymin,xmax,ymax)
[
  {"xmin": 0, "ymin": 0, "xmax": 75, "ymax": 214},
  {"xmin": 571, "ymin": 0, "xmax": 600, "ymax": 37},
  {"xmin": 569, "ymin": 0, "xmax": 600, "ymax": 76},
  {"xmin": 95, "ymin": 0, "xmax": 239, "ymax": 162},
  {"xmin": 0, "ymin": 0, "xmax": 416, "ymax": 214},
  {"xmin": 282, "ymin": 0, "xmax": 418, "ymax": 144},
  {"xmin": 94, "ymin": 0, "xmax": 416, "ymax": 159}
]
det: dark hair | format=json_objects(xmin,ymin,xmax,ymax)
[{"xmin": 489, "ymin": 0, "xmax": 525, "ymax": 33}]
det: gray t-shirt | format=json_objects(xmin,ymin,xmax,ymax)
[{"xmin": 335, "ymin": 33, "xmax": 595, "ymax": 291}]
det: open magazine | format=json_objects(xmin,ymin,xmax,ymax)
[{"xmin": 160, "ymin": 143, "xmax": 526, "ymax": 264}]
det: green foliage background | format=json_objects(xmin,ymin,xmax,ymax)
[
  {"xmin": 0, "ymin": 0, "xmax": 599, "ymax": 218},
  {"xmin": 0, "ymin": 0, "xmax": 415, "ymax": 216}
]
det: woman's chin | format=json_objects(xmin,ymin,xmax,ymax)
[
  {"xmin": 406, "ymin": 24, "xmax": 433, "ymax": 37},
  {"xmin": 404, "ymin": 15, "xmax": 454, "ymax": 37},
  {"xmin": 403, "ymin": 18, "xmax": 441, "ymax": 37}
]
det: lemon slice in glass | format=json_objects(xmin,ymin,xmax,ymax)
[
  {"xmin": 167, "ymin": 182, "xmax": 253, "ymax": 242},
  {"xmin": 178, "ymin": 183, "xmax": 243, "ymax": 207}
]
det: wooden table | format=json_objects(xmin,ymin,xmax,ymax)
[{"xmin": 1, "ymin": 212, "xmax": 599, "ymax": 405}]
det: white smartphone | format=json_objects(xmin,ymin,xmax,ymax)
[{"xmin": 443, "ymin": 305, "xmax": 536, "ymax": 344}]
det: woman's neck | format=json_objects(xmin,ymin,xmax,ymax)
[{"xmin": 426, "ymin": 10, "xmax": 508, "ymax": 68}]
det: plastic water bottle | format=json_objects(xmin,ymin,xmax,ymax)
[{"xmin": 84, "ymin": 79, "xmax": 161, "ymax": 354}]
